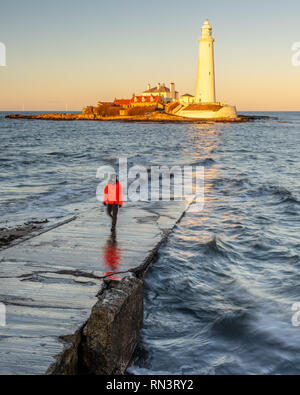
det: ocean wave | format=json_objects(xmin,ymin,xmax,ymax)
[
  {"xmin": 198, "ymin": 157, "xmax": 216, "ymax": 166},
  {"xmin": 201, "ymin": 236, "xmax": 241, "ymax": 263},
  {"xmin": 212, "ymin": 176, "xmax": 253, "ymax": 189},
  {"xmin": 203, "ymin": 236, "xmax": 228, "ymax": 257},
  {"xmin": 266, "ymin": 186, "xmax": 299, "ymax": 205},
  {"xmin": 211, "ymin": 309, "xmax": 251, "ymax": 338}
]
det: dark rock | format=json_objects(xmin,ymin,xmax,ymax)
[
  {"xmin": 46, "ymin": 329, "xmax": 83, "ymax": 375},
  {"xmin": 80, "ymin": 275, "xmax": 143, "ymax": 375}
]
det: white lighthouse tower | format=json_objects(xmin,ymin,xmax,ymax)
[
  {"xmin": 195, "ymin": 19, "xmax": 216, "ymax": 103},
  {"xmin": 177, "ymin": 19, "xmax": 237, "ymax": 120}
]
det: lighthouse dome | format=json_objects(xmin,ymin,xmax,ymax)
[
  {"xmin": 201, "ymin": 19, "xmax": 213, "ymax": 38},
  {"xmin": 203, "ymin": 19, "xmax": 211, "ymax": 27}
]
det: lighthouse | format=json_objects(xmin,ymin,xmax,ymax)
[
  {"xmin": 195, "ymin": 19, "xmax": 216, "ymax": 104},
  {"xmin": 177, "ymin": 19, "xmax": 237, "ymax": 120}
]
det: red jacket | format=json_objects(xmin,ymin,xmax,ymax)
[{"xmin": 103, "ymin": 182, "xmax": 123, "ymax": 205}]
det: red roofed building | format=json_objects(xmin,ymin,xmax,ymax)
[
  {"xmin": 130, "ymin": 94, "xmax": 164, "ymax": 107},
  {"xmin": 113, "ymin": 94, "xmax": 164, "ymax": 109},
  {"xmin": 113, "ymin": 98, "xmax": 131, "ymax": 108}
]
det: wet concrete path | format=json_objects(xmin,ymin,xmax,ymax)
[{"xmin": 0, "ymin": 201, "xmax": 186, "ymax": 374}]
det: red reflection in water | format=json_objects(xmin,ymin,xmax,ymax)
[{"xmin": 102, "ymin": 232, "xmax": 122, "ymax": 279}]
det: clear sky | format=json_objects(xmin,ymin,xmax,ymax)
[{"xmin": 0, "ymin": 0, "xmax": 300, "ymax": 111}]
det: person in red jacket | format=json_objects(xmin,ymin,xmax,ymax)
[{"xmin": 103, "ymin": 174, "xmax": 123, "ymax": 232}]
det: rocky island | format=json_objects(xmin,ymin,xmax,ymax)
[{"xmin": 5, "ymin": 103, "xmax": 269, "ymax": 124}]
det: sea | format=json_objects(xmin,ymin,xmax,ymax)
[{"xmin": 1, "ymin": 111, "xmax": 300, "ymax": 374}]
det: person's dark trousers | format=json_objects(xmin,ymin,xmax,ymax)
[{"xmin": 107, "ymin": 204, "xmax": 119, "ymax": 228}]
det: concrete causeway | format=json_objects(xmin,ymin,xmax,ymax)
[{"xmin": 0, "ymin": 201, "xmax": 187, "ymax": 375}]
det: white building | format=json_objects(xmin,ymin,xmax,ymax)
[
  {"xmin": 142, "ymin": 83, "xmax": 179, "ymax": 102},
  {"xmin": 180, "ymin": 93, "xmax": 195, "ymax": 105},
  {"xmin": 195, "ymin": 19, "xmax": 216, "ymax": 103},
  {"xmin": 177, "ymin": 20, "xmax": 237, "ymax": 120}
]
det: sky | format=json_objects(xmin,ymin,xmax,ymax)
[{"xmin": 0, "ymin": 0, "xmax": 300, "ymax": 111}]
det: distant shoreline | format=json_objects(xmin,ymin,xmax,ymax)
[{"xmin": 5, "ymin": 113, "xmax": 273, "ymax": 124}]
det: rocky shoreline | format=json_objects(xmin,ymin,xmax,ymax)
[{"xmin": 5, "ymin": 112, "xmax": 271, "ymax": 123}]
